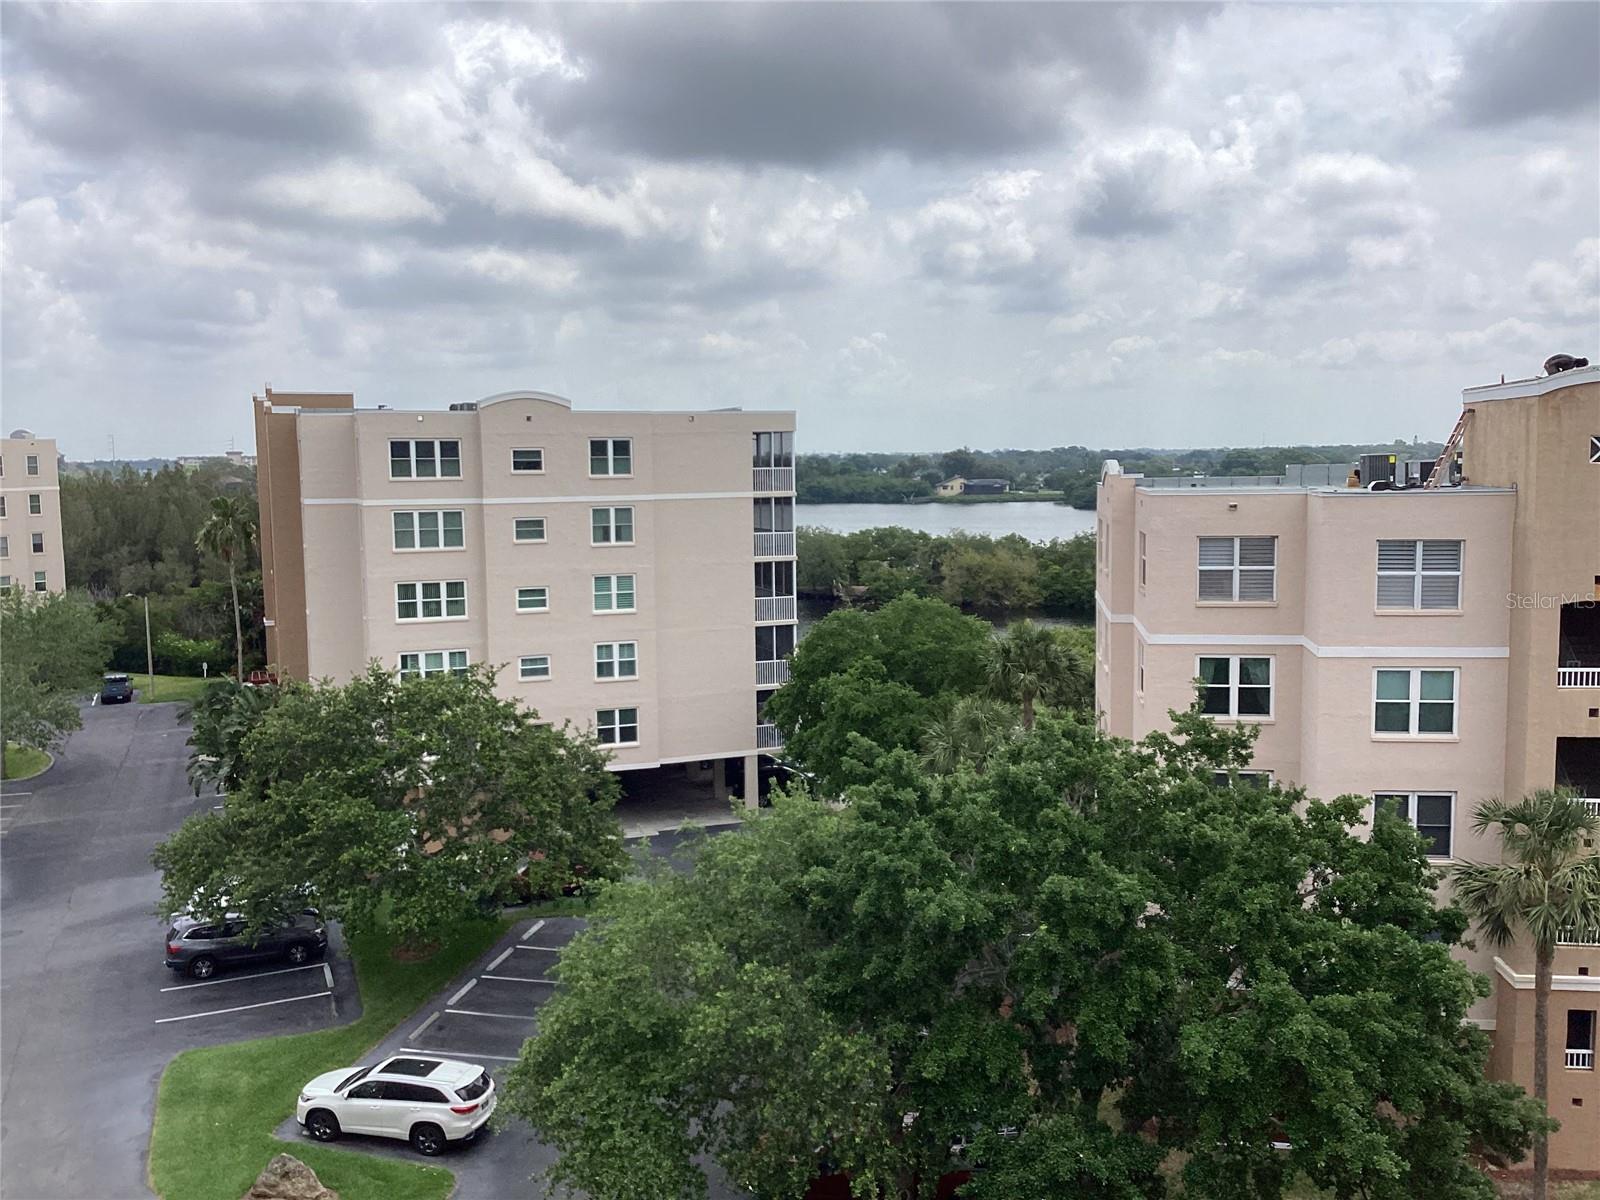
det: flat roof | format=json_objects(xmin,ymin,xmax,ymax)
[{"xmin": 1463, "ymin": 363, "xmax": 1598, "ymax": 403}]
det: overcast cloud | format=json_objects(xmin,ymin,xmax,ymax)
[{"xmin": 3, "ymin": 1, "xmax": 1597, "ymax": 457}]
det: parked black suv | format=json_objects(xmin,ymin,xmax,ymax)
[
  {"xmin": 100, "ymin": 673, "xmax": 134, "ymax": 704},
  {"xmin": 164, "ymin": 910, "xmax": 327, "ymax": 979}
]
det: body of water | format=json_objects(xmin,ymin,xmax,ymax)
[{"xmin": 796, "ymin": 501, "xmax": 1095, "ymax": 543}]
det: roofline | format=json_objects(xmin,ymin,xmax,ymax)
[
  {"xmin": 1132, "ymin": 483, "xmax": 1515, "ymax": 496},
  {"xmin": 477, "ymin": 389, "xmax": 573, "ymax": 410},
  {"xmin": 1463, "ymin": 364, "xmax": 1599, "ymax": 403}
]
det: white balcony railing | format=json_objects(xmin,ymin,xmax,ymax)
[
  {"xmin": 1582, "ymin": 798, "xmax": 1600, "ymax": 818},
  {"xmin": 755, "ymin": 595, "xmax": 797, "ymax": 622},
  {"xmin": 756, "ymin": 723, "xmax": 784, "ymax": 750},
  {"xmin": 1558, "ymin": 925, "xmax": 1600, "ymax": 947},
  {"xmin": 1565, "ymin": 1048, "xmax": 1594, "ymax": 1071},
  {"xmin": 753, "ymin": 467, "xmax": 795, "ymax": 493},
  {"xmin": 1558, "ymin": 667, "xmax": 1600, "ymax": 688},
  {"xmin": 754, "ymin": 531, "xmax": 796, "ymax": 557},
  {"xmin": 756, "ymin": 659, "xmax": 790, "ymax": 687}
]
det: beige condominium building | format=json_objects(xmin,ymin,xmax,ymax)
[
  {"xmin": 1096, "ymin": 361, "xmax": 1600, "ymax": 1170},
  {"xmin": 0, "ymin": 431, "xmax": 66, "ymax": 595},
  {"xmin": 254, "ymin": 388, "xmax": 797, "ymax": 802}
]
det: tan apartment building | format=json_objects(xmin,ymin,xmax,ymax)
[
  {"xmin": 254, "ymin": 388, "xmax": 797, "ymax": 802},
  {"xmin": 1096, "ymin": 362, "xmax": 1600, "ymax": 1170},
  {"xmin": 0, "ymin": 431, "xmax": 67, "ymax": 595}
]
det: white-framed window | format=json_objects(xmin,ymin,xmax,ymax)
[
  {"xmin": 1197, "ymin": 655, "xmax": 1273, "ymax": 719},
  {"xmin": 518, "ymin": 655, "xmax": 551, "ymax": 681},
  {"xmin": 593, "ymin": 574, "xmax": 636, "ymax": 613},
  {"xmin": 392, "ymin": 510, "xmax": 465, "ymax": 551},
  {"xmin": 28, "ymin": 493, "xmax": 41, "ymax": 516},
  {"xmin": 0, "ymin": 576, "xmax": 9, "ymax": 589},
  {"xmin": 1138, "ymin": 530, "xmax": 1147, "ymax": 587},
  {"xmin": 1198, "ymin": 536, "xmax": 1276, "ymax": 602},
  {"xmin": 514, "ymin": 517, "xmax": 546, "ymax": 543},
  {"xmin": 1136, "ymin": 638, "xmax": 1145, "ymax": 694},
  {"xmin": 31, "ymin": 532, "xmax": 44, "ymax": 554},
  {"xmin": 1567, "ymin": 1011, "xmax": 1596, "ymax": 1071},
  {"xmin": 1376, "ymin": 540, "xmax": 1462, "ymax": 609},
  {"xmin": 589, "ymin": 438, "xmax": 632, "ymax": 477},
  {"xmin": 517, "ymin": 587, "xmax": 550, "ymax": 612},
  {"xmin": 1212, "ymin": 768, "xmax": 1274, "ymax": 789},
  {"xmin": 25, "ymin": 454, "xmax": 39, "ymax": 476},
  {"xmin": 1374, "ymin": 792, "xmax": 1453, "ymax": 858},
  {"xmin": 395, "ymin": 580, "xmax": 466, "ymax": 621},
  {"xmin": 1590, "ymin": 435, "xmax": 1599, "ymax": 465},
  {"xmin": 591, "ymin": 506, "xmax": 634, "ymax": 546},
  {"xmin": 595, "ymin": 641, "xmax": 638, "ymax": 680},
  {"xmin": 397, "ymin": 650, "xmax": 468, "ymax": 680},
  {"xmin": 0, "ymin": 496, "xmax": 6, "ymax": 517},
  {"xmin": 33, "ymin": 571, "xmax": 47, "ymax": 592},
  {"xmin": 595, "ymin": 706, "xmax": 639, "ymax": 746},
  {"xmin": 756, "ymin": 623, "xmax": 796, "ymax": 662},
  {"xmin": 1373, "ymin": 668, "xmax": 1457, "ymax": 736},
  {"xmin": 0, "ymin": 536, "xmax": 7, "ymax": 558},
  {"xmin": 512, "ymin": 448, "xmax": 544, "ymax": 473},
  {"xmin": 389, "ymin": 438, "xmax": 461, "ymax": 479}
]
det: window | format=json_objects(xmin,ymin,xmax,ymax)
[
  {"xmin": 1376, "ymin": 540, "xmax": 1462, "ymax": 609},
  {"xmin": 752, "ymin": 431, "xmax": 795, "ymax": 468},
  {"xmin": 1197, "ymin": 656, "xmax": 1273, "ymax": 719},
  {"xmin": 596, "ymin": 707, "xmax": 639, "ymax": 746},
  {"xmin": 347, "ymin": 1082, "xmax": 386, "ymax": 1101},
  {"xmin": 1590, "ymin": 435, "xmax": 1599, "ymax": 465},
  {"xmin": 1198, "ymin": 536, "xmax": 1276, "ymax": 602},
  {"xmin": 1138, "ymin": 531, "xmax": 1147, "ymax": 587},
  {"xmin": 595, "ymin": 642, "xmax": 638, "ymax": 680},
  {"xmin": 395, "ymin": 581, "xmax": 467, "ymax": 621},
  {"xmin": 589, "ymin": 438, "xmax": 632, "ymax": 476},
  {"xmin": 756, "ymin": 623, "xmax": 797, "ymax": 662},
  {"xmin": 514, "ymin": 517, "xmax": 546, "ymax": 543},
  {"xmin": 33, "ymin": 571, "xmax": 46, "ymax": 593},
  {"xmin": 28, "ymin": 493, "xmax": 41, "ymax": 516},
  {"xmin": 1212, "ymin": 769, "xmax": 1274, "ymax": 789},
  {"xmin": 392, "ymin": 510, "xmax": 464, "ymax": 551},
  {"xmin": 25, "ymin": 455, "xmax": 39, "ymax": 476},
  {"xmin": 752, "ymin": 497, "xmax": 794, "ymax": 533},
  {"xmin": 31, "ymin": 532, "xmax": 43, "ymax": 554},
  {"xmin": 1374, "ymin": 792, "xmax": 1453, "ymax": 857},
  {"xmin": 592, "ymin": 574, "xmax": 636, "ymax": 612},
  {"xmin": 0, "ymin": 536, "xmax": 7, "ymax": 558},
  {"xmin": 1567, "ymin": 1011, "xmax": 1596, "ymax": 1070},
  {"xmin": 1374, "ymin": 668, "xmax": 1457, "ymax": 735},
  {"xmin": 389, "ymin": 439, "xmax": 461, "ymax": 479},
  {"xmin": 0, "ymin": 576, "xmax": 9, "ymax": 589},
  {"xmin": 518, "ymin": 655, "xmax": 550, "ymax": 681},
  {"xmin": 397, "ymin": 650, "xmax": 468, "ymax": 680},
  {"xmin": 1136, "ymin": 638, "xmax": 1145, "ymax": 694},
  {"xmin": 517, "ymin": 587, "xmax": 549, "ymax": 612},
  {"xmin": 0, "ymin": 496, "xmax": 7, "ymax": 517},
  {"xmin": 755, "ymin": 561, "xmax": 795, "ymax": 597},
  {"xmin": 512, "ymin": 448, "xmax": 544, "ymax": 473},
  {"xmin": 591, "ymin": 506, "xmax": 634, "ymax": 545}
]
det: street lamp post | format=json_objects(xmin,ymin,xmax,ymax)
[{"xmin": 124, "ymin": 593, "xmax": 153, "ymax": 700}]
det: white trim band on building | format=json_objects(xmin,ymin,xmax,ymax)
[
  {"xmin": 1095, "ymin": 595, "xmax": 1510, "ymax": 660},
  {"xmin": 609, "ymin": 746, "xmax": 777, "ymax": 772},
  {"xmin": 303, "ymin": 491, "xmax": 772, "ymax": 508},
  {"xmin": 1493, "ymin": 957, "xmax": 1600, "ymax": 992}
]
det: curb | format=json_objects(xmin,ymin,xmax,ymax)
[{"xmin": 2, "ymin": 747, "xmax": 56, "ymax": 786}]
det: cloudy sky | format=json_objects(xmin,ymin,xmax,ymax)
[{"xmin": 3, "ymin": 2, "xmax": 1597, "ymax": 458}]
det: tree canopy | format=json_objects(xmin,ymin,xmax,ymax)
[
  {"xmin": 0, "ymin": 589, "xmax": 112, "ymax": 765},
  {"xmin": 154, "ymin": 666, "xmax": 626, "ymax": 943},
  {"xmin": 505, "ymin": 709, "xmax": 1541, "ymax": 1200}
]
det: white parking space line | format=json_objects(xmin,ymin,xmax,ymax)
[
  {"xmin": 445, "ymin": 1008, "xmax": 533, "ymax": 1020},
  {"xmin": 0, "ymin": 804, "xmax": 25, "ymax": 809},
  {"xmin": 448, "ymin": 978, "xmax": 479, "ymax": 1005},
  {"xmin": 514, "ymin": 945, "xmax": 567, "ymax": 952},
  {"xmin": 0, "ymin": 794, "xmax": 32, "ymax": 800},
  {"xmin": 520, "ymin": 919, "xmax": 547, "ymax": 941},
  {"xmin": 323, "ymin": 963, "xmax": 334, "ymax": 989},
  {"xmin": 486, "ymin": 947, "xmax": 514, "ymax": 972},
  {"xmin": 399, "ymin": 1046, "xmax": 520, "ymax": 1062},
  {"xmin": 412, "ymin": 1011, "xmax": 441, "ymax": 1040},
  {"xmin": 160, "ymin": 963, "xmax": 324, "ymax": 992},
  {"xmin": 154, "ymin": 990, "xmax": 333, "ymax": 1023},
  {"xmin": 481, "ymin": 975, "xmax": 555, "ymax": 984}
]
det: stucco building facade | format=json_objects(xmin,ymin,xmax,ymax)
[
  {"xmin": 254, "ymin": 388, "xmax": 797, "ymax": 799},
  {"xmin": 0, "ymin": 432, "xmax": 66, "ymax": 595},
  {"xmin": 1096, "ymin": 364, "xmax": 1600, "ymax": 1170}
]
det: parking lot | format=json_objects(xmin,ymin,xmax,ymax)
[{"xmin": 152, "ymin": 932, "xmax": 357, "ymax": 1035}]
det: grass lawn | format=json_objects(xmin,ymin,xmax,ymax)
[
  {"xmin": 148, "ymin": 911, "xmax": 537, "ymax": 1200},
  {"xmin": 134, "ymin": 674, "xmax": 224, "ymax": 706},
  {"xmin": 3, "ymin": 744, "xmax": 51, "ymax": 780}
]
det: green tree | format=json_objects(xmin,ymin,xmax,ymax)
[
  {"xmin": 195, "ymin": 495, "xmax": 256, "ymax": 680},
  {"xmin": 184, "ymin": 678, "xmax": 279, "ymax": 794},
  {"xmin": 505, "ymin": 709, "xmax": 1540, "ymax": 1200},
  {"xmin": 1451, "ymin": 790, "xmax": 1600, "ymax": 1200},
  {"xmin": 938, "ymin": 541, "xmax": 1041, "ymax": 612},
  {"xmin": 984, "ymin": 618, "xmax": 1089, "ymax": 729},
  {"xmin": 919, "ymin": 694, "xmax": 1018, "ymax": 774},
  {"xmin": 153, "ymin": 666, "xmax": 627, "ymax": 946},
  {"xmin": 0, "ymin": 589, "xmax": 112, "ymax": 774}
]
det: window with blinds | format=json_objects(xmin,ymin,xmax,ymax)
[
  {"xmin": 1197, "ymin": 536, "xmax": 1276, "ymax": 602},
  {"xmin": 1376, "ymin": 540, "xmax": 1461, "ymax": 609}
]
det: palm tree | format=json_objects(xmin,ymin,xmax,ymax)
[
  {"xmin": 1452, "ymin": 790, "xmax": 1600, "ymax": 1200},
  {"xmin": 921, "ymin": 696, "xmax": 1019, "ymax": 774},
  {"xmin": 196, "ymin": 495, "xmax": 257, "ymax": 682},
  {"xmin": 983, "ymin": 620, "xmax": 1088, "ymax": 731}
]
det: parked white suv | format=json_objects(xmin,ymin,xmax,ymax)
[{"xmin": 296, "ymin": 1054, "xmax": 495, "ymax": 1155}]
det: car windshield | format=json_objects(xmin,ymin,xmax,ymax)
[
  {"xmin": 455, "ymin": 1071, "xmax": 490, "ymax": 1101},
  {"xmin": 337, "ymin": 1066, "xmax": 372, "ymax": 1092}
]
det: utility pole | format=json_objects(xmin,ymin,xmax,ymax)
[{"xmin": 125, "ymin": 593, "xmax": 153, "ymax": 698}]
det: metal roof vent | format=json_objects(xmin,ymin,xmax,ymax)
[{"xmin": 1543, "ymin": 354, "xmax": 1590, "ymax": 375}]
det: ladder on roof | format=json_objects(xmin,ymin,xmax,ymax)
[{"xmin": 1422, "ymin": 408, "xmax": 1472, "ymax": 489}]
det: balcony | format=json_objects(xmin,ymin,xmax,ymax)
[
  {"xmin": 756, "ymin": 659, "xmax": 790, "ymax": 687},
  {"xmin": 756, "ymin": 595, "xmax": 797, "ymax": 622},
  {"xmin": 1558, "ymin": 925, "xmax": 1600, "ymax": 946},
  {"xmin": 753, "ymin": 467, "xmax": 795, "ymax": 493},
  {"xmin": 754, "ymin": 531, "xmax": 795, "ymax": 557},
  {"xmin": 756, "ymin": 723, "xmax": 783, "ymax": 750},
  {"xmin": 1557, "ymin": 602, "xmax": 1600, "ymax": 687},
  {"xmin": 1559, "ymin": 667, "xmax": 1600, "ymax": 688},
  {"xmin": 1566, "ymin": 1049, "xmax": 1595, "ymax": 1071}
]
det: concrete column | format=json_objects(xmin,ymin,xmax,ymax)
[
  {"xmin": 742, "ymin": 754, "xmax": 760, "ymax": 810},
  {"xmin": 712, "ymin": 757, "xmax": 729, "ymax": 803}
]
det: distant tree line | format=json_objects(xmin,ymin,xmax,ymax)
[
  {"xmin": 798, "ymin": 526, "xmax": 1094, "ymax": 617},
  {"xmin": 59, "ymin": 464, "xmax": 265, "ymax": 675},
  {"xmin": 797, "ymin": 440, "xmax": 1442, "ymax": 507}
]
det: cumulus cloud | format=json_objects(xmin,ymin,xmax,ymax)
[{"xmin": 1449, "ymin": 2, "xmax": 1600, "ymax": 127}]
